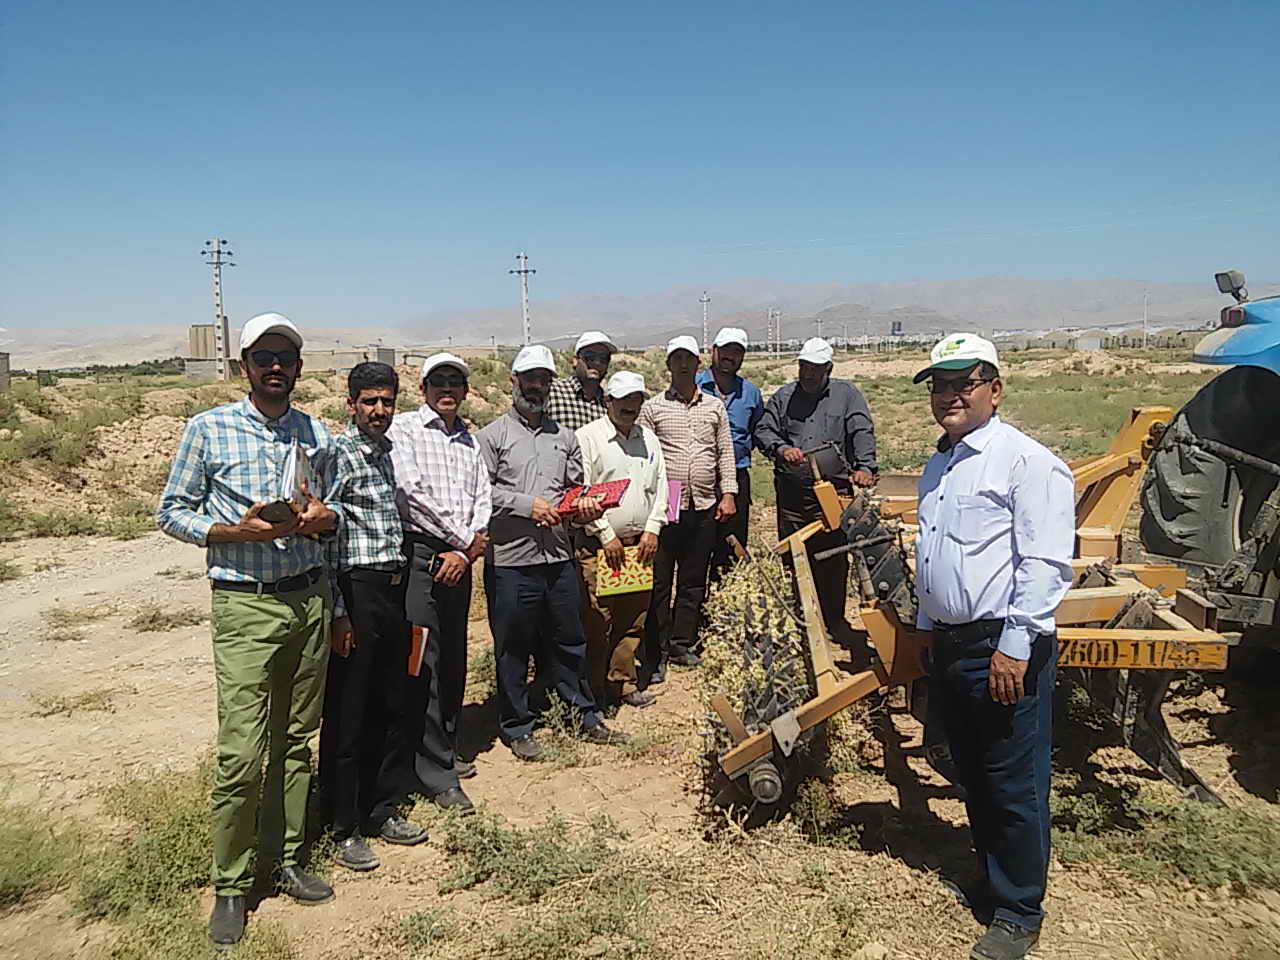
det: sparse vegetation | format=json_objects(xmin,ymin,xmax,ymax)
[
  {"xmin": 30, "ymin": 687, "xmax": 119, "ymax": 717},
  {"xmin": 0, "ymin": 792, "xmax": 83, "ymax": 907},
  {"xmin": 127, "ymin": 603, "xmax": 207, "ymax": 632},
  {"xmin": 42, "ymin": 602, "xmax": 113, "ymax": 641},
  {"xmin": 0, "ymin": 557, "xmax": 20, "ymax": 581},
  {"xmin": 156, "ymin": 564, "xmax": 203, "ymax": 581}
]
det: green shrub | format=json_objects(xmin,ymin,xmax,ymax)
[
  {"xmin": 0, "ymin": 792, "xmax": 83, "ymax": 907},
  {"xmin": 0, "ymin": 557, "xmax": 20, "ymax": 582}
]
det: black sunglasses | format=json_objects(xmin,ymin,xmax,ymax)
[
  {"xmin": 426, "ymin": 373, "xmax": 468, "ymax": 388},
  {"xmin": 927, "ymin": 377, "xmax": 994, "ymax": 396},
  {"xmin": 250, "ymin": 349, "xmax": 300, "ymax": 369},
  {"xmin": 579, "ymin": 350, "xmax": 612, "ymax": 364}
]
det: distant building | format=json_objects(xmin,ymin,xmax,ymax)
[
  {"xmin": 1076, "ymin": 332, "xmax": 1105, "ymax": 351},
  {"xmin": 184, "ymin": 358, "xmax": 220, "ymax": 380},
  {"xmin": 0, "ymin": 352, "xmax": 9, "ymax": 394}
]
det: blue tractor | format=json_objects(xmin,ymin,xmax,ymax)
[{"xmin": 1140, "ymin": 269, "xmax": 1280, "ymax": 630}]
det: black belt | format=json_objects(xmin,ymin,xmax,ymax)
[
  {"xmin": 343, "ymin": 565, "xmax": 405, "ymax": 584},
  {"xmin": 932, "ymin": 618, "xmax": 1004, "ymax": 646},
  {"xmin": 211, "ymin": 567, "xmax": 323, "ymax": 596}
]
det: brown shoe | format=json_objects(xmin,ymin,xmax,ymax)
[{"xmin": 620, "ymin": 690, "xmax": 656, "ymax": 709}]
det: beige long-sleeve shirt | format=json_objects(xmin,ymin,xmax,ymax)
[
  {"xmin": 575, "ymin": 415, "xmax": 669, "ymax": 545},
  {"xmin": 639, "ymin": 386, "xmax": 738, "ymax": 511}
]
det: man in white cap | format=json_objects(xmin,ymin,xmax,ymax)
[
  {"xmin": 696, "ymin": 327, "xmax": 764, "ymax": 583},
  {"xmin": 574, "ymin": 371, "xmax": 669, "ymax": 709},
  {"xmin": 639, "ymin": 335, "xmax": 737, "ymax": 675},
  {"xmin": 477, "ymin": 344, "xmax": 630, "ymax": 759},
  {"xmin": 387, "ymin": 352, "xmax": 492, "ymax": 814},
  {"xmin": 547, "ymin": 330, "xmax": 616, "ymax": 432},
  {"xmin": 913, "ymin": 333, "xmax": 1073, "ymax": 960},
  {"xmin": 157, "ymin": 312, "xmax": 343, "ymax": 946},
  {"xmin": 755, "ymin": 335, "xmax": 877, "ymax": 640}
]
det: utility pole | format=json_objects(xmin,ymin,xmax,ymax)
[
  {"xmin": 814, "ymin": 316, "xmax": 823, "ymax": 339},
  {"xmin": 490, "ymin": 334, "xmax": 497, "ymax": 358},
  {"xmin": 842, "ymin": 321, "xmax": 849, "ymax": 353},
  {"xmin": 202, "ymin": 239, "xmax": 235, "ymax": 380},
  {"xmin": 700, "ymin": 291, "xmax": 711, "ymax": 351},
  {"xmin": 1143, "ymin": 291, "xmax": 1149, "ymax": 348},
  {"xmin": 510, "ymin": 252, "xmax": 536, "ymax": 346}
]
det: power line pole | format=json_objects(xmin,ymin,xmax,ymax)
[
  {"xmin": 814, "ymin": 316, "xmax": 823, "ymax": 339},
  {"xmin": 510, "ymin": 252, "xmax": 536, "ymax": 346},
  {"xmin": 202, "ymin": 238, "xmax": 235, "ymax": 380},
  {"xmin": 1143, "ymin": 290, "xmax": 1149, "ymax": 348},
  {"xmin": 700, "ymin": 292, "xmax": 711, "ymax": 351}
]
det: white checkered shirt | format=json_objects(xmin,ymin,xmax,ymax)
[
  {"xmin": 386, "ymin": 405, "xmax": 492, "ymax": 551},
  {"xmin": 327, "ymin": 423, "xmax": 404, "ymax": 571}
]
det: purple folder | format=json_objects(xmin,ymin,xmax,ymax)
[{"xmin": 666, "ymin": 480, "xmax": 681, "ymax": 523}]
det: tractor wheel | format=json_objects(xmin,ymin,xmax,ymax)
[{"xmin": 1140, "ymin": 365, "xmax": 1280, "ymax": 568}]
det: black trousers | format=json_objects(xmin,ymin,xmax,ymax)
[
  {"xmin": 487, "ymin": 561, "xmax": 601, "ymax": 743},
  {"xmin": 406, "ymin": 569, "xmax": 472, "ymax": 796},
  {"xmin": 709, "ymin": 467, "xmax": 751, "ymax": 585},
  {"xmin": 647, "ymin": 506, "xmax": 716, "ymax": 662},
  {"xmin": 777, "ymin": 486, "xmax": 850, "ymax": 638},
  {"xmin": 319, "ymin": 569, "xmax": 414, "ymax": 839}
]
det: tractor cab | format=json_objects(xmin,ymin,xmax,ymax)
[{"xmin": 1193, "ymin": 269, "xmax": 1280, "ymax": 374}]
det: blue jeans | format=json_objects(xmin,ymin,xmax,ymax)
[
  {"xmin": 488, "ymin": 561, "xmax": 602, "ymax": 742},
  {"xmin": 931, "ymin": 626, "xmax": 1055, "ymax": 932}
]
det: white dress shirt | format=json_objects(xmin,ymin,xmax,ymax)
[
  {"xmin": 575, "ymin": 415, "xmax": 669, "ymax": 545},
  {"xmin": 915, "ymin": 415, "xmax": 1075, "ymax": 660}
]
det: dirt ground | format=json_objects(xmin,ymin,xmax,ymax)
[{"xmin": 1, "ymin": 530, "xmax": 1278, "ymax": 959}]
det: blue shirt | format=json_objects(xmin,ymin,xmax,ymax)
[
  {"xmin": 914, "ymin": 415, "xmax": 1075, "ymax": 660},
  {"xmin": 696, "ymin": 370, "xmax": 764, "ymax": 470}
]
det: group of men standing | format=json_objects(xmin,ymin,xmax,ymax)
[{"xmin": 158, "ymin": 310, "xmax": 1067, "ymax": 960}]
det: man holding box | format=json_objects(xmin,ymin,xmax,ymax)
[{"xmin": 574, "ymin": 371, "xmax": 668, "ymax": 709}]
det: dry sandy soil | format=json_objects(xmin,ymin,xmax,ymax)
[{"xmin": 0, "ymin": 527, "xmax": 1278, "ymax": 959}]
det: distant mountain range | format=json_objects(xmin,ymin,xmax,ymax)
[{"xmin": 7, "ymin": 275, "xmax": 1277, "ymax": 368}]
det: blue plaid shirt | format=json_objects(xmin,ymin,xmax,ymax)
[{"xmin": 157, "ymin": 398, "xmax": 344, "ymax": 597}]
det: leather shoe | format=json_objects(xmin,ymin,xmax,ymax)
[
  {"xmin": 455, "ymin": 758, "xmax": 477, "ymax": 779},
  {"xmin": 510, "ymin": 734, "xmax": 545, "ymax": 761},
  {"xmin": 379, "ymin": 814, "xmax": 428, "ymax": 845},
  {"xmin": 580, "ymin": 721, "xmax": 631, "ymax": 746},
  {"xmin": 432, "ymin": 786, "xmax": 476, "ymax": 815},
  {"xmin": 334, "ymin": 835, "xmax": 379, "ymax": 872},
  {"xmin": 208, "ymin": 895, "xmax": 245, "ymax": 948},
  {"xmin": 668, "ymin": 650, "xmax": 702, "ymax": 667},
  {"xmin": 277, "ymin": 866, "xmax": 333, "ymax": 904},
  {"xmin": 970, "ymin": 919, "xmax": 1040, "ymax": 960},
  {"xmin": 620, "ymin": 690, "xmax": 656, "ymax": 709}
]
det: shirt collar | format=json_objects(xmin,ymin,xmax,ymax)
[
  {"xmin": 607, "ymin": 418, "xmax": 642, "ymax": 442},
  {"xmin": 239, "ymin": 396, "xmax": 292, "ymax": 427},
  {"xmin": 697, "ymin": 369, "xmax": 741, "ymax": 398},
  {"xmin": 344, "ymin": 421, "xmax": 392, "ymax": 455},
  {"xmin": 421, "ymin": 404, "xmax": 468, "ymax": 437},
  {"xmin": 938, "ymin": 414, "xmax": 1002, "ymax": 454},
  {"xmin": 664, "ymin": 384, "xmax": 703, "ymax": 406}
]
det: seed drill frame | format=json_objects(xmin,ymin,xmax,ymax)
[{"xmin": 711, "ymin": 407, "xmax": 1236, "ymax": 807}]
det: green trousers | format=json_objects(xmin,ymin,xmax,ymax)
[{"xmin": 209, "ymin": 581, "xmax": 331, "ymax": 895}]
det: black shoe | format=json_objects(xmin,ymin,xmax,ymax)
[
  {"xmin": 580, "ymin": 721, "xmax": 631, "ymax": 746},
  {"xmin": 208, "ymin": 895, "xmax": 246, "ymax": 948},
  {"xmin": 277, "ymin": 866, "xmax": 334, "ymax": 904},
  {"xmin": 970, "ymin": 919, "xmax": 1040, "ymax": 960},
  {"xmin": 333, "ymin": 835, "xmax": 379, "ymax": 872},
  {"xmin": 620, "ymin": 690, "xmax": 656, "ymax": 709},
  {"xmin": 455, "ymin": 759, "xmax": 477, "ymax": 779},
  {"xmin": 378, "ymin": 814, "xmax": 428, "ymax": 846},
  {"xmin": 668, "ymin": 651, "xmax": 702, "ymax": 667},
  {"xmin": 432, "ymin": 786, "xmax": 476, "ymax": 815},
  {"xmin": 648, "ymin": 662, "xmax": 667, "ymax": 686},
  {"xmin": 510, "ymin": 734, "xmax": 545, "ymax": 762}
]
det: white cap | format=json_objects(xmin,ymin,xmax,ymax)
[
  {"xmin": 606, "ymin": 371, "xmax": 648, "ymax": 399},
  {"xmin": 797, "ymin": 337, "xmax": 833, "ymax": 365},
  {"xmin": 666, "ymin": 335, "xmax": 700, "ymax": 358},
  {"xmin": 712, "ymin": 327, "xmax": 748, "ymax": 349},
  {"xmin": 239, "ymin": 312, "xmax": 303, "ymax": 352},
  {"xmin": 421, "ymin": 352, "xmax": 471, "ymax": 381},
  {"xmin": 511, "ymin": 344, "xmax": 556, "ymax": 374},
  {"xmin": 913, "ymin": 332, "xmax": 1000, "ymax": 383},
  {"xmin": 575, "ymin": 331, "xmax": 616, "ymax": 354}
]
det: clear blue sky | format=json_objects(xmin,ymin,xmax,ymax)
[{"xmin": 3, "ymin": 0, "xmax": 1278, "ymax": 331}]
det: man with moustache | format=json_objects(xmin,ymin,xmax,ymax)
[
  {"xmin": 319, "ymin": 362, "xmax": 428, "ymax": 873},
  {"xmin": 913, "ymin": 333, "xmax": 1073, "ymax": 960},
  {"xmin": 388, "ymin": 353, "xmax": 492, "ymax": 813},
  {"xmin": 477, "ymin": 344, "xmax": 629, "ymax": 760},
  {"xmin": 639, "ymin": 336, "xmax": 737, "ymax": 675},
  {"xmin": 754, "ymin": 336, "xmax": 877, "ymax": 641},
  {"xmin": 157, "ymin": 313, "xmax": 342, "ymax": 947},
  {"xmin": 574, "ymin": 371, "xmax": 668, "ymax": 710},
  {"xmin": 546, "ymin": 330, "xmax": 616, "ymax": 432},
  {"xmin": 695, "ymin": 327, "xmax": 763, "ymax": 583}
]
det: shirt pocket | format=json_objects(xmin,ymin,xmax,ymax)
[{"xmin": 946, "ymin": 494, "xmax": 1011, "ymax": 547}]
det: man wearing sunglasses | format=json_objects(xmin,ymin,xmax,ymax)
[
  {"xmin": 157, "ymin": 313, "xmax": 343, "ymax": 946},
  {"xmin": 546, "ymin": 330, "xmax": 616, "ymax": 432},
  {"xmin": 387, "ymin": 353, "xmax": 492, "ymax": 814},
  {"xmin": 912, "ymin": 333, "xmax": 1074, "ymax": 960}
]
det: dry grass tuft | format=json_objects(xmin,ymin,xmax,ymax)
[
  {"xmin": 30, "ymin": 687, "xmax": 119, "ymax": 717},
  {"xmin": 126, "ymin": 603, "xmax": 207, "ymax": 632}
]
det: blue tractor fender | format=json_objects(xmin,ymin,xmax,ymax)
[{"xmin": 1193, "ymin": 295, "xmax": 1280, "ymax": 375}]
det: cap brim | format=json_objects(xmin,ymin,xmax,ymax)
[{"xmin": 912, "ymin": 358, "xmax": 983, "ymax": 383}]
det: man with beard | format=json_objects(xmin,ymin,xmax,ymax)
[
  {"xmin": 388, "ymin": 353, "xmax": 491, "ymax": 814},
  {"xmin": 157, "ymin": 313, "xmax": 342, "ymax": 947},
  {"xmin": 477, "ymin": 344, "xmax": 629, "ymax": 760},
  {"xmin": 319, "ymin": 362, "xmax": 429, "ymax": 872},
  {"xmin": 913, "ymin": 333, "xmax": 1073, "ymax": 960},
  {"xmin": 754, "ymin": 337, "xmax": 877, "ymax": 641},
  {"xmin": 695, "ymin": 327, "xmax": 763, "ymax": 583},
  {"xmin": 639, "ymin": 336, "xmax": 737, "ymax": 675},
  {"xmin": 574, "ymin": 371, "xmax": 668, "ymax": 710},
  {"xmin": 546, "ymin": 331, "xmax": 615, "ymax": 431}
]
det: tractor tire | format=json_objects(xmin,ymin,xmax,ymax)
[{"xmin": 1140, "ymin": 365, "xmax": 1280, "ymax": 568}]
